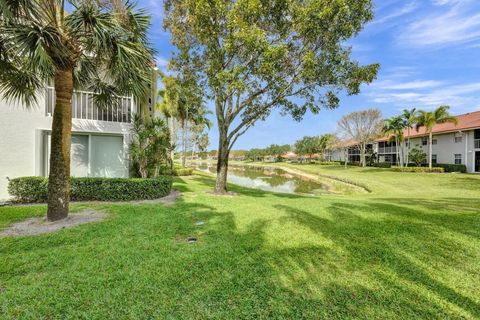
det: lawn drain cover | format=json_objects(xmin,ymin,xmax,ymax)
[{"xmin": 187, "ymin": 237, "xmax": 197, "ymax": 244}]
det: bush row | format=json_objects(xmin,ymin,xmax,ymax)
[
  {"xmin": 316, "ymin": 161, "xmax": 342, "ymax": 166},
  {"xmin": 371, "ymin": 163, "xmax": 392, "ymax": 168},
  {"xmin": 174, "ymin": 167, "xmax": 194, "ymax": 176},
  {"xmin": 8, "ymin": 176, "xmax": 173, "ymax": 203},
  {"xmin": 433, "ymin": 163, "xmax": 467, "ymax": 173},
  {"xmin": 391, "ymin": 167, "xmax": 444, "ymax": 173}
]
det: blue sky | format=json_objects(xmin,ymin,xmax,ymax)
[{"xmin": 141, "ymin": 0, "xmax": 480, "ymax": 150}]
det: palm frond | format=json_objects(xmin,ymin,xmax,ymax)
[{"xmin": 0, "ymin": 65, "xmax": 43, "ymax": 107}]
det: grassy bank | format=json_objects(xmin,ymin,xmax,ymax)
[{"xmin": 1, "ymin": 166, "xmax": 479, "ymax": 319}]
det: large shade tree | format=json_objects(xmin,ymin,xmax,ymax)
[
  {"xmin": 415, "ymin": 105, "xmax": 458, "ymax": 168},
  {"xmin": 164, "ymin": 0, "xmax": 379, "ymax": 193},
  {"xmin": 337, "ymin": 109, "xmax": 383, "ymax": 167},
  {"xmin": 0, "ymin": 0, "xmax": 153, "ymax": 220}
]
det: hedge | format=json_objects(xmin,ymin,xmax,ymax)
[
  {"xmin": 8, "ymin": 176, "xmax": 173, "ymax": 203},
  {"xmin": 174, "ymin": 167, "xmax": 194, "ymax": 176},
  {"xmin": 371, "ymin": 163, "xmax": 392, "ymax": 168},
  {"xmin": 391, "ymin": 167, "xmax": 444, "ymax": 173},
  {"xmin": 433, "ymin": 163, "xmax": 467, "ymax": 173},
  {"xmin": 316, "ymin": 161, "xmax": 342, "ymax": 166}
]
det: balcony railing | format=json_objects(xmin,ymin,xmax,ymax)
[
  {"xmin": 378, "ymin": 146, "xmax": 397, "ymax": 154},
  {"xmin": 475, "ymin": 139, "xmax": 480, "ymax": 149},
  {"xmin": 46, "ymin": 87, "xmax": 133, "ymax": 123}
]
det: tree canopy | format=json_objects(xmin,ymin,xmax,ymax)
[{"xmin": 164, "ymin": 0, "xmax": 380, "ymax": 193}]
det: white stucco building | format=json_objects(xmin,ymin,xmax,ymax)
[
  {"xmin": 330, "ymin": 111, "xmax": 480, "ymax": 173},
  {"xmin": 0, "ymin": 84, "xmax": 157, "ymax": 200}
]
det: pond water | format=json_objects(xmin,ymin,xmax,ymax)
[{"xmin": 192, "ymin": 163, "xmax": 333, "ymax": 195}]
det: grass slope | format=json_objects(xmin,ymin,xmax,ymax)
[{"xmin": 1, "ymin": 166, "xmax": 479, "ymax": 319}]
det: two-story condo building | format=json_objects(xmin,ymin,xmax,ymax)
[
  {"xmin": 0, "ymin": 79, "xmax": 157, "ymax": 200},
  {"xmin": 330, "ymin": 111, "xmax": 480, "ymax": 173}
]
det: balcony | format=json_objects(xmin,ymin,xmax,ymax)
[
  {"xmin": 475, "ymin": 139, "xmax": 480, "ymax": 149},
  {"xmin": 46, "ymin": 87, "xmax": 133, "ymax": 123},
  {"xmin": 378, "ymin": 146, "xmax": 397, "ymax": 154}
]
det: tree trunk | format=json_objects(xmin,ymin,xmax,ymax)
[
  {"xmin": 214, "ymin": 130, "xmax": 230, "ymax": 194},
  {"xmin": 47, "ymin": 68, "xmax": 74, "ymax": 221},
  {"xmin": 170, "ymin": 117, "xmax": 176, "ymax": 163},
  {"xmin": 344, "ymin": 148, "xmax": 348, "ymax": 168},
  {"xmin": 428, "ymin": 131, "xmax": 433, "ymax": 168},
  {"xmin": 360, "ymin": 144, "xmax": 366, "ymax": 167},
  {"xmin": 181, "ymin": 119, "xmax": 187, "ymax": 167},
  {"xmin": 406, "ymin": 128, "xmax": 411, "ymax": 167}
]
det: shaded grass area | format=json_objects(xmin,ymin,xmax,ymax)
[{"xmin": 1, "ymin": 170, "xmax": 480, "ymax": 319}]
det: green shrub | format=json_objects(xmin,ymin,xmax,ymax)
[
  {"xmin": 8, "ymin": 176, "xmax": 173, "ymax": 203},
  {"xmin": 433, "ymin": 163, "xmax": 467, "ymax": 173},
  {"xmin": 392, "ymin": 167, "xmax": 444, "ymax": 173},
  {"xmin": 316, "ymin": 161, "xmax": 341, "ymax": 166},
  {"xmin": 174, "ymin": 167, "xmax": 194, "ymax": 176},
  {"xmin": 371, "ymin": 163, "xmax": 392, "ymax": 168}
]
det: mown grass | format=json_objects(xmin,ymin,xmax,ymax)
[{"xmin": 1, "ymin": 166, "xmax": 479, "ymax": 319}]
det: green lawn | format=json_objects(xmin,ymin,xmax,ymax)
[{"xmin": 1, "ymin": 166, "xmax": 480, "ymax": 319}]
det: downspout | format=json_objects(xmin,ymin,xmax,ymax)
[{"xmin": 464, "ymin": 131, "xmax": 469, "ymax": 171}]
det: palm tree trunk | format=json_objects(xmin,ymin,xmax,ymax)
[
  {"xmin": 406, "ymin": 128, "xmax": 411, "ymax": 166},
  {"xmin": 181, "ymin": 119, "xmax": 186, "ymax": 167},
  {"xmin": 47, "ymin": 68, "xmax": 73, "ymax": 221},
  {"xmin": 429, "ymin": 131, "xmax": 433, "ymax": 168}
]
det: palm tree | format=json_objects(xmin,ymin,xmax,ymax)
[
  {"xmin": 157, "ymin": 75, "xmax": 181, "ymax": 164},
  {"xmin": 402, "ymin": 108, "xmax": 417, "ymax": 166},
  {"xmin": 0, "ymin": 0, "xmax": 153, "ymax": 221},
  {"xmin": 382, "ymin": 117, "xmax": 406, "ymax": 167},
  {"xmin": 415, "ymin": 106, "xmax": 458, "ymax": 168}
]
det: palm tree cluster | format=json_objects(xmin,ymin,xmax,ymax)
[
  {"xmin": 382, "ymin": 106, "xmax": 458, "ymax": 168},
  {"xmin": 0, "ymin": 0, "xmax": 154, "ymax": 221},
  {"xmin": 157, "ymin": 74, "xmax": 211, "ymax": 167},
  {"xmin": 129, "ymin": 114, "xmax": 172, "ymax": 178}
]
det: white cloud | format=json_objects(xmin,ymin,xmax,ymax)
[
  {"xmin": 156, "ymin": 56, "xmax": 169, "ymax": 67},
  {"xmin": 371, "ymin": 2, "xmax": 418, "ymax": 25},
  {"xmin": 374, "ymin": 80, "xmax": 444, "ymax": 90},
  {"xmin": 368, "ymin": 80, "xmax": 480, "ymax": 111},
  {"xmin": 399, "ymin": 2, "xmax": 480, "ymax": 47}
]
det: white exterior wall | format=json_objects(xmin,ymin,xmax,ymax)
[
  {"xmin": 406, "ymin": 131, "xmax": 476, "ymax": 172},
  {"xmin": 330, "ymin": 148, "xmax": 346, "ymax": 161},
  {"xmin": 0, "ymin": 95, "xmax": 133, "ymax": 200}
]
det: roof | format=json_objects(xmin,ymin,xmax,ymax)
[
  {"xmin": 377, "ymin": 110, "xmax": 480, "ymax": 141},
  {"xmin": 332, "ymin": 139, "xmax": 359, "ymax": 148}
]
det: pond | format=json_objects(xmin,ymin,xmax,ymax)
[{"xmin": 191, "ymin": 163, "xmax": 337, "ymax": 195}]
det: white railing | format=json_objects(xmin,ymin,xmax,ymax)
[
  {"xmin": 378, "ymin": 146, "xmax": 397, "ymax": 154},
  {"xmin": 45, "ymin": 87, "xmax": 133, "ymax": 123},
  {"xmin": 475, "ymin": 139, "xmax": 480, "ymax": 149}
]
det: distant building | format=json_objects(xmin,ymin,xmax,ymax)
[{"xmin": 330, "ymin": 111, "xmax": 480, "ymax": 173}]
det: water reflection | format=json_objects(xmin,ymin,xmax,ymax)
[{"xmin": 192, "ymin": 164, "xmax": 331, "ymax": 195}]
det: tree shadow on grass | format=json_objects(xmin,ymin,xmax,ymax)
[
  {"xmin": 373, "ymin": 197, "xmax": 480, "ymax": 239},
  {"xmin": 2, "ymin": 193, "xmax": 480, "ymax": 318},
  {"xmin": 273, "ymin": 203, "xmax": 480, "ymax": 318}
]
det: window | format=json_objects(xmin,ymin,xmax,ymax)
[
  {"xmin": 422, "ymin": 137, "xmax": 428, "ymax": 146},
  {"xmin": 432, "ymin": 154, "xmax": 437, "ymax": 164},
  {"xmin": 432, "ymin": 139, "xmax": 438, "ymax": 145},
  {"xmin": 45, "ymin": 133, "xmax": 127, "ymax": 178},
  {"xmin": 455, "ymin": 133, "xmax": 463, "ymax": 143},
  {"xmin": 455, "ymin": 154, "xmax": 462, "ymax": 165}
]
